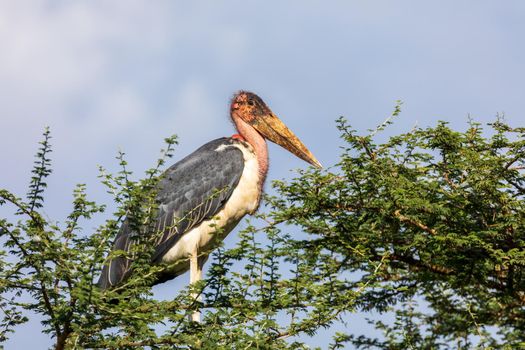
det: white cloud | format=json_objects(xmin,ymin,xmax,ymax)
[{"xmin": 0, "ymin": 1, "xmax": 174, "ymax": 198}]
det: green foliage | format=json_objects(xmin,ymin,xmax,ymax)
[
  {"xmin": 1, "ymin": 112, "xmax": 524, "ymax": 349},
  {"xmin": 26, "ymin": 126, "xmax": 52, "ymax": 212},
  {"xmin": 267, "ymin": 113, "xmax": 525, "ymax": 348}
]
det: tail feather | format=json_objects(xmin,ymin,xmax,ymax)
[{"xmin": 97, "ymin": 221, "xmax": 133, "ymax": 290}]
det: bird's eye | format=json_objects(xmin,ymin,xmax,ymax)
[{"xmin": 247, "ymin": 100, "xmax": 255, "ymax": 106}]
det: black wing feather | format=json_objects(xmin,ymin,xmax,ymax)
[{"xmin": 98, "ymin": 138, "xmax": 245, "ymax": 289}]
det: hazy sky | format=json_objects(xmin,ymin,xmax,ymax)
[{"xmin": 1, "ymin": 1, "xmax": 524, "ymax": 348}]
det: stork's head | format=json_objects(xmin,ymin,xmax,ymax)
[{"xmin": 231, "ymin": 91, "xmax": 322, "ymax": 169}]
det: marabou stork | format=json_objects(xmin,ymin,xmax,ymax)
[{"xmin": 98, "ymin": 91, "xmax": 321, "ymax": 320}]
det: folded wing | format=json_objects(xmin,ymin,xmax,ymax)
[{"xmin": 97, "ymin": 138, "xmax": 245, "ymax": 289}]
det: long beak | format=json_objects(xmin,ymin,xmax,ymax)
[{"xmin": 251, "ymin": 113, "xmax": 322, "ymax": 169}]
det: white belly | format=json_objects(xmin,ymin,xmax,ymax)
[{"xmin": 160, "ymin": 142, "xmax": 260, "ymax": 270}]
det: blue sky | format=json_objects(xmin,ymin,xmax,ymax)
[{"xmin": 1, "ymin": 1, "xmax": 524, "ymax": 348}]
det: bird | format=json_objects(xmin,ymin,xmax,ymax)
[{"xmin": 98, "ymin": 91, "xmax": 321, "ymax": 320}]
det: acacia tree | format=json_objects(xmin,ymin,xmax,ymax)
[
  {"xmin": 268, "ymin": 114, "xmax": 525, "ymax": 349},
  {"xmin": 1, "ymin": 110, "xmax": 524, "ymax": 349}
]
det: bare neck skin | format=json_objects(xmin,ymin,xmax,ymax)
[{"xmin": 232, "ymin": 116, "xmax": 269, "ymax": 188}]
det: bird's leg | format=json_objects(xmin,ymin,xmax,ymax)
[{"xmin": 189, "ymin": 250, "xmax": 203, "ymax": 322}]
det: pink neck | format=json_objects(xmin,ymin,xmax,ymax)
[{"xmin": 232, "ymin": 116, "xmax": 269, "ymax": 187}]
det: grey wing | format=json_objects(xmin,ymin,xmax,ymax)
[{"xmin": 97, "ymin": 138, "xmax": 245, "ymax": 289}]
